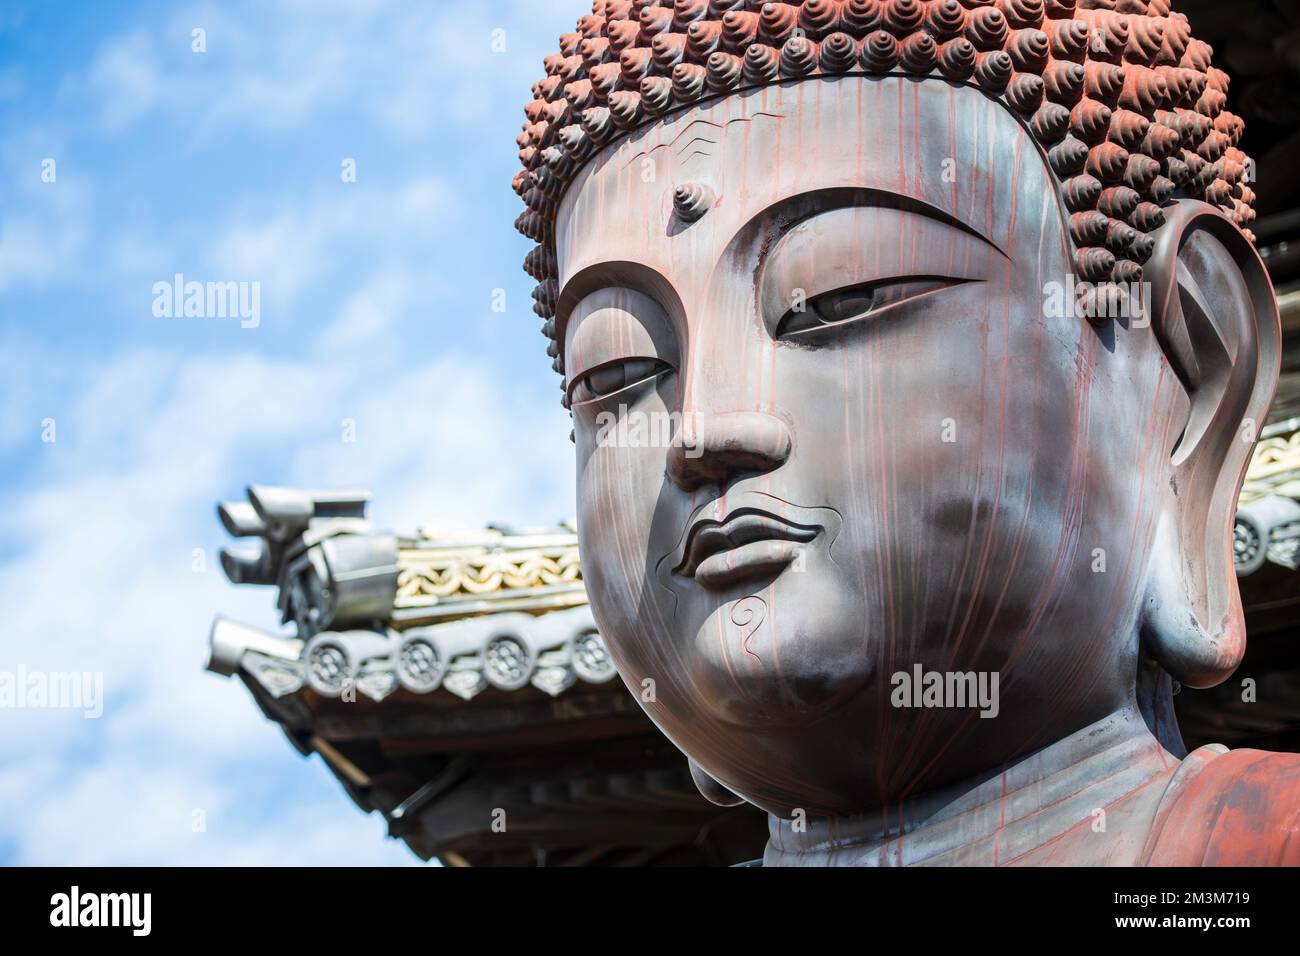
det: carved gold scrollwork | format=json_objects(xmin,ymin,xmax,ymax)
[
  {"xmin": 1241, "ymin": 421, "xmax": 1300, "ymax": 504},
  {"xmin": 395, "ymin": 537, "xmax": 583, "ymax": 608}
]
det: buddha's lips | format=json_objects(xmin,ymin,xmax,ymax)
[{"xmin": 673, "ymin": 508, "xmax": 821, "ymax": 589}]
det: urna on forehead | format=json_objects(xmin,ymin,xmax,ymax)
[{"xmin": 513, "ymin": 0, "xmax": 1255, "ymax": 386}]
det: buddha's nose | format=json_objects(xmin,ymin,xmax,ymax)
[{"xmin": 666, "ymin": 411, "xmax": 792, "ymax": 492}]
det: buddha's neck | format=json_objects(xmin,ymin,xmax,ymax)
[{"xmin": 764, "ymin": 704, "xmax": 1182, "ymax": 866}]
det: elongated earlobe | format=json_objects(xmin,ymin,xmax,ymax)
[
  {"xmin": 689, "ymin": 758, "xmax": 745, "ymax": 808},
  {"xmin": 1141, "ymin": 513, "xmax": 1244, "ymax": 689},
  {"xmin": 1140, "ymin": 201, "xmax": 1281, "ymax": 688}
]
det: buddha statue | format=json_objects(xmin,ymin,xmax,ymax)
[{"xmin": 512, "ymin": 0, "xmax": 1300, "ymax": 865}]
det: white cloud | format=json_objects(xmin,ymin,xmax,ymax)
[
  {"xmin": 0, "ymin": 0, "xmax": 581, "ymax": 866},
  {"xmin": 76, "ymin": 0, "xmax": 581, "ymax": 141},
  {"xmin": 0, "ymin": 175, "xmax": 90, "ymax": 294},
  {"xmin": 317, "ymin": 270, "xmax": 414, "ymax": 354},
  {"xmin": 204, "ymin": 175, "xmax": 453, "ymax": 317},
  {"xmin": 0, "ymin": 319, "xmax": 572, "ymax": 863},
  {"xmin": 6, "ymin": 757, "xmax": 414, "ymax": 866},
  {"xmin": 88, "ymin": 31, "xmax": 165, "ymax": 134},
  {"xmin": 0, "ymin": 0, "xmax": 577, "ymax": 300}
]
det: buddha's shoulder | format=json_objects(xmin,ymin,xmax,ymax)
[{"xmin": 1141, "ymin": 745, "xmax": 1300, "ymax": 865}]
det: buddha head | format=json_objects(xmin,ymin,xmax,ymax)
[{"xmin": 513, "ymin": 0, "xmax": 1280, "ymax": 818}]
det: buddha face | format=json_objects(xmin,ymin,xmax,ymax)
[{"xmin": 556, "ymin": 77, "xmax": 1189, "ymax": 816}]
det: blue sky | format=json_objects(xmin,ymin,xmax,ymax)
[{"xmin": 0, "ymin": 0, "xmax": 583, "ymax": 864}]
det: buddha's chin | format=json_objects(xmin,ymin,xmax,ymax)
[{"xmin": 680, "ymin": 568, "xmax": 872, "ymax": 728}]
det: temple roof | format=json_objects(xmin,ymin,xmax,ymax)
[
  {"xmin": 211, "ymin": 487, "xmax": 604, "ymax": 703},
  {"xmin": 207, "ymin": 486, "xmax": 766, "ymax": 866}
]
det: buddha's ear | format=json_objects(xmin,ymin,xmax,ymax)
[{"xmin": 1140, "ymin": 200, "xmax": 1280, "ymax": 688}]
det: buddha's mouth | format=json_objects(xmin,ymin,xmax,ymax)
[{"xmin": 673, "ymin": 506, "xmax": 821, "ymax": 591}]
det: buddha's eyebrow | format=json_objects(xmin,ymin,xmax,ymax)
[{"xmin": 779, "ymin": 188, "xmax": 1009, "ymax": 261}]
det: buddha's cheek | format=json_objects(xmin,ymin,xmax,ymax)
[
  {"xmin": 755, "ymin": 310, "xmax": 1141, "ymax": 684},
  {"xmin": 676, "ymin": 544, "xmax": 872, "ymax": 726},
  {"xmin": 574, "ymin": 440, "xmax": 684, "ymax": 679}
]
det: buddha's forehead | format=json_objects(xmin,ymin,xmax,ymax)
[{"xmin": 555, "ymin": 75, "xmax": 1064, "ymax": 292}]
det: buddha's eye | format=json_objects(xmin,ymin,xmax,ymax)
[
  {"xmin": 776, "ymin": 276, "xmax": 968, "ymax": 338},
  {"xmin": 569, "ymin": 358, "xmax": 671, "ymax": 404}
]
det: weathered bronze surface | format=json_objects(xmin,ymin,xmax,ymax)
[{"xmin": 516, "ymin": 1, "xmax": 1298, "ymax": 865}]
